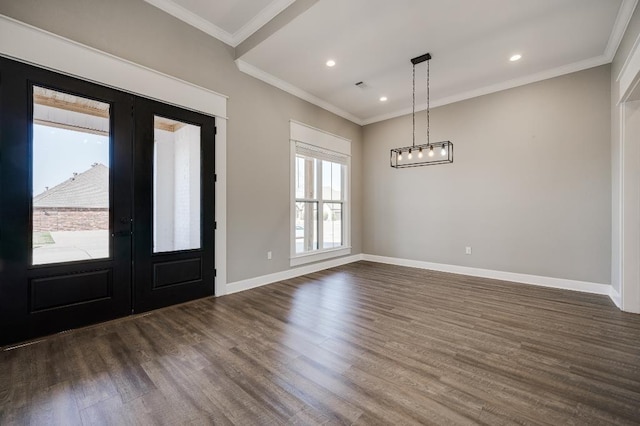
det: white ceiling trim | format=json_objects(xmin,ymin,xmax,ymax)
[
  {"xmin": 363, "ymin": 0, "xmax": 637, "ymax": 126},
  {"xmin": 237, "ymin": 0, "xmax": 637, "ymax": 128},
  {"xmin": 144, "ymin": 0, "xmax": 294, "ymax": 47},
  {"xmin": 618, "ymin": 31, "xmax": 640, "ymax": 101},
  {"xmin": 605, "ymin": 0, "xmax": 639, "ymax": 60},
  {"xmin": 240, "ymin": 52, "xmax": 613, "ymax": 127},
  {"xmin": 617, "ymin": 26, "xmax": 640, "ymax": 83},
  {"xmin": 144, "ymin": 0, "xmax": 235, "ymax": 45},
  {"xmin": 362, "ymin": 55, "xmax": 611, "ymax": 126},
  {"xmin": 236, "ymin": 59, "xmax": 364, "ymax": 125},
  {"xmin": 233, "ymin": 0, "xmax": 296, "ymax": 46},
  {"xmin": 616, "ymin": 0, "xmax": 640, "ymax": 81}
]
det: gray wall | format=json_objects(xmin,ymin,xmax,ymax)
[
  {"xmin": 363, "ymin": 66, "xmax": 611, "ymax": 284},
  {"xmin": 0, "ymin": 0, "xmax": 617, "ymax": 287},
  {"xmin": 611, "ymin": 5, "xmax": 640, "ymax": 293},
  {"xmin": 0, "ymin": 0, "xmax": 363, "ymax": 283}
]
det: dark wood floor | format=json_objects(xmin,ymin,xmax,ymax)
[{"xmin": 1, "ymin": 261, "xmax": 640, "ymax": 425}]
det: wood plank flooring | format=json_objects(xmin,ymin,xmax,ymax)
[{"xmin": 1, "ymin": 261, "xmax": 640, "ymax": 425}]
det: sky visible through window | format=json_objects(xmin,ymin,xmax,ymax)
[{"xmin": 32, "ymin": 124, "xmax": 109, "ymax": 196}]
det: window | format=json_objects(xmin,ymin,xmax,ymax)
[{"xmin": 290, "ymin": 121, "xmax": 350, "ymax": 266}]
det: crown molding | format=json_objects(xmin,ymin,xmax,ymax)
[
  {"xmin": 144, "ymin": 0, "xmax": 235, "ymax": 46},
  {"xmin": 616, "ymin": 26, "xmax": 640, "ymax": 83},
  {"xmin": 233, "ymin": 0, "xmax": 296, "ymax": 46},
  {"xmin": 236, "ymin": 59, "xmax": 364, "ymax": 125},
  {"xmin": 606, "ymin": 0, "xmax": 639, "ymax": 60},
  {"xmin": 144, "ymin": 0, "xmax": 295, "ymax": 47},
  {"xmin": 616, "ymin": 0, "xmax": 640, "ymax": 82},
  {"xmin": 239, "ymin": 51, "xmax": 613, "ymax": 127},
  {"xmin": 362, "ymin": 54, "xmax": 611, "ymax": 125}
]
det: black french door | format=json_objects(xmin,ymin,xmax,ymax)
[
  {"xmin": 133, "ymin": 98, "xmax": 215, "ymax": 312},
  {"xmin": 0, "ymin": 58, "xmax": 134, "ymax": 345},
  {"xmin": 0, "ymin": 58, "xmax": 215, "ymax": 345}
]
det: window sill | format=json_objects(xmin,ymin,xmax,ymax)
[{"xmin": 290, "ymin": 247, "xmax": 352, "ymax": 267}]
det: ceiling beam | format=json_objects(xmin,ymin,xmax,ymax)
[{"xmin": 235, "ymin": 0, "xmax": 319, "ymax": 59}]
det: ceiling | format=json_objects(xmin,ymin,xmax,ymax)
[{"xmin": 146, "ymin": 0, "xmax": 638, "ymax": 125}]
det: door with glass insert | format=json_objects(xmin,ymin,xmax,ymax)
[
  {"xmin": 0, "ymin": 58, "xmax": 133, "ymax": 344},
  {"xmin": 133, "ymin": 98, "xmax": 215, "ymax": 312}
]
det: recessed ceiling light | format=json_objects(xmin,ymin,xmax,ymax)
[
  {"xmin": 510, "ymin": 54, "xmax": 522, "ymax": 62},
  {"xmin": 379, "ymin": 96, "xmax": 388, "ymax": 102},
  {"xmin": 326, "ymin": 59, "xmax": 336, "ymax": 67}
]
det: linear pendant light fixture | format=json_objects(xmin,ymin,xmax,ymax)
[{"xmin": 390, "ymin": 53, "xmax": 453, "ymax": 168}]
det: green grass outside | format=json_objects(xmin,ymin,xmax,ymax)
[{"xmin": 33, "ymin": 231, "xmax": 55, "ymax": 247}]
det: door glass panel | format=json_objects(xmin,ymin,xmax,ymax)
[
  {"xmin": 32, "ymin": 86, "xmax": 110, "ymax": 265},
  {"xmin": 153, "ymin": 116, "xmax": 201, "ymax": 253}
]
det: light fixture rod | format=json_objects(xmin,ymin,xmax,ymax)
[
  {"xmin": 427, "ymin": 55, "xmax": 430, "ymax": 147},
  {"xmin": 411, "ymin": 53, "xmax": 431, "ymax": 149},
  {"xmin": 412, "ymin": 60, "xmax": 416, "ymax": 148}
]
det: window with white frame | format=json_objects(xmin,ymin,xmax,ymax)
[{"xmin": 290, "ymin": 122, "xmax": 350, "ymax": 266}]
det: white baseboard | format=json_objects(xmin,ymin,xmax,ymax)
[
  {"xmin": 225, "ymin": 254, "xmax": 363, "ymax": 295},
  {"xmin": 362, "ymin": 254, "xmax": 612, "ymax": 296},
  {"xmin": 609, "ymin": 286, "xmax": 622, "ymax": 308},
  {"xmin": 224, "ymin": 253, "xmax": 618, "ymax": 308}
]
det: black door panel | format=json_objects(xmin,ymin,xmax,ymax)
[
  {"xmin": 133, "ymin": 98, "xmax": 215, "ymax": 312},
  {"xmin": 0, "ymin": 58, "xmax": 133, "ymax": 345}
]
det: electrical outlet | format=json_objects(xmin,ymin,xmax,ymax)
[
  {"xmin": 267, "ymin": 251, "xmax": 272, "ymax": 260},
  {"xmin": 465, "ymin": 246, "xmax": 472, "ymax": 255}
]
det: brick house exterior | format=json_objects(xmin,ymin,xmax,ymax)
[
  {"xmin": 33, "ymin": 164, "xmax": 108, "ymax": 232},
  {"xmin": 33, "ymin": 208, "xmax": 108, "ymax": 232}
]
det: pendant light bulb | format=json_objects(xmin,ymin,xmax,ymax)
[
  {"xmin": 440, "ymin": 144, "xmax": 447, "ymax": 156},
  {"xmin": 408, "ymin": 149, "xmax": 412, "ymax": 159},
  {"xmin": 398, "ymin": 151, "xmax": 403, "ymax": 161},
  {"xmin": 428, "ymin": 145, "xmax": 434, "ymax": 157},
  {"xmin": 418, "ymin": 147, "xmax": 423, "ymax": 158}
]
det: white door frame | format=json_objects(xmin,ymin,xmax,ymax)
[{"xmin": 616, "ymin": 32, "xmax": 640, "ymax": 313}]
